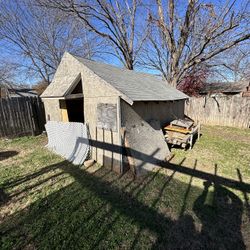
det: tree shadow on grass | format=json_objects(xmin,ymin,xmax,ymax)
[
  {"xmin": 0, "ymin": 151, "xmax": 18, "ymax": 161},
  {"xmin": 0, "ymin": 159, "xmax": 247, "ymax": 250},
  {"xmin": 194, "ymin": 181, "xmax": 245, "ymax": 249},
  {"xmin": 1, "ymin": 137, "xmax": 249, "ymax": 249}
]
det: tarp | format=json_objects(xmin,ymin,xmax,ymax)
[{"xmin": 45, "ymin": 121, "xmax": 89, "ymax": 165}]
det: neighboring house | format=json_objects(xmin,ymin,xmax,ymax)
[
  {"xmin": 41, "ymin": 52, "xmax": 188, "ymax": 174},
  {"xmin": 242, "ymin": 84, "xmax": 250, "ymax": 97},
  {"xmin": 0, "ymin": 86, "xmax": 38, "ymax": 98},
  {"xmin": 199, "ymin": 81, "xmax": 250, "ymax": 97}
]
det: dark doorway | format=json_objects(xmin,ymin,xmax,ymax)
[
  {"xmin": 66, "ymin": 98, "xmax": 84, "ymax": 123},
  {"xmin": 71, "ymin": 79, "xmax": 83, "ymax": 94}
]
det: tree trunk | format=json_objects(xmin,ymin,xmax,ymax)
[
  {"xmin": 126, "ymin": 60, "xmax": 134, "ymax": 70},
  {"xmin": 169, "ymin": 77, "xmax": 178, "ymax": 88}
]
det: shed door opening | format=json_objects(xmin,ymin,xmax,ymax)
[
  {"xmin": 66, "ymin": 98, "xmax": 84, "ymax": 123},
  {"xmin": 59, "ymin": 77, "xmax": 84, "ymax": 123}
]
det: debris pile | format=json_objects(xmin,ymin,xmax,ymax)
[{"xmin": 164, "ymin": 118, "xmax": 200, "ymax": 149}]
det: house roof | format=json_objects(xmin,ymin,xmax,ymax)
[
  {"xmin": 8, "ymin": 88, "xmax": 38, "ymax": 98},
  {"xmin": 41, "ymin": 53, "xmax": 188, "ymax": 103},
  {"xmin": 200, "ymin": 81, "xmax": 249, "ymax": 94},
  {"xmin": 0, "ymin": 85, "xmax": 38, "ymax": 98}
]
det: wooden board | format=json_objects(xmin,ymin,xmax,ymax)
[
  {"xmin": 59, "ymin": 100, "xmax": 69, "ymax": 122},
  {"xmin": 97, "ymin": 103, "xmax": 117, "ymax": 131},
  {"xmin": 165, "ymin": 131, "xmax": 190, "ymax": 140},
  {"xmin": 164, "ymin": 125, "xmax": 190, "ymax": 134}
]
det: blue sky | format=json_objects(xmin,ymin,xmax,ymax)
[{"xmin": 0, "ymin": 0, "xmax": 248, "ymax": 85}]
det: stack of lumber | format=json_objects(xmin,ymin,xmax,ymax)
[{"xmin": 164, "ymin": 118, "xmax": 199, "ymax": 149}]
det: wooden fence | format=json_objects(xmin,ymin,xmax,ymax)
[
  {"xmin": 185, "ymin": 96, "xmax": 250, "ymax": 128},
  {"xmin": 0, "ymin": 97, "xmax": 46, "ymax": 138}
]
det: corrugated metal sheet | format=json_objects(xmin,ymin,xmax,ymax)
[{"xmin": 45, "ymin": 121, "xmax": 89, "ymax": 165}]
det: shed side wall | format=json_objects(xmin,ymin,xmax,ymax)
[{"xmin": 131, "ymin": 100, "xmax": 185, "ymax": 126}]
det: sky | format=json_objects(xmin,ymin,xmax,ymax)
[{"xmin": 0, "ymin": 0, "xmax": 249, "ymax": 85}]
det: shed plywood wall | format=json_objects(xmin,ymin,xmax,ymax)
[
  {"xmin": 84, "ymin": 96, "xmax": 121, "ymax": 173},
  {"xmin": 82, "ymin": 63, "xmax": 122, "ymax": 173},
  {"xmin": 131, "ymin": 100, "xmax": 185, "ymax": 126},
  {"xmin": 43, "ymin": 99, "xmax": 61, "ymax": 122},
  {"xmin": 41, "ymin": 53, "xmax": 123, "ymax": 172}
]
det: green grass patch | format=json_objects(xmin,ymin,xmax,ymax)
[{"xmin": 0, "ymin": 126, "xmax": 249, "ymax": 249}]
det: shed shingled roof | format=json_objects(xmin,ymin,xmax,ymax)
[
  {"xmin": 41, "ymin": 53, "xmax": 188, "ymax": 102},
  {"xmin": 41, "ymin": 74, "xmax": 80, "ymax": 98}
]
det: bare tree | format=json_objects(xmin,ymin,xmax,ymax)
[
  {"xmin": 141, "ymin": 0, "xmax": 250, "ymax": 87},
  {"xmin": 209, "ymin": 42, "xmax": 250, "ymax": 82},
  {"xmin": 33, "ymin": 80, "xmax": 49, "ymax": 95},
  {"xmin": 0, "ymin": 0, "xmax": 101, "ymax": 83},
  {"xmin": 0, "ymin": 59, "xmax": 18, "ymax": 87},
  {"xmin": 38, "ymin": 0, "xmax": 147, "ymax": 70}
]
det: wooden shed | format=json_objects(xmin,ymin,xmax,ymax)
[{"xmin": 41, "ymin": 52, "xmax": 188, "ymax": 175}]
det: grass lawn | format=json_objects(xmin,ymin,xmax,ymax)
[{"xmin": 0, "ymin": 125, "xmax": 249, "ymax": 249}]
